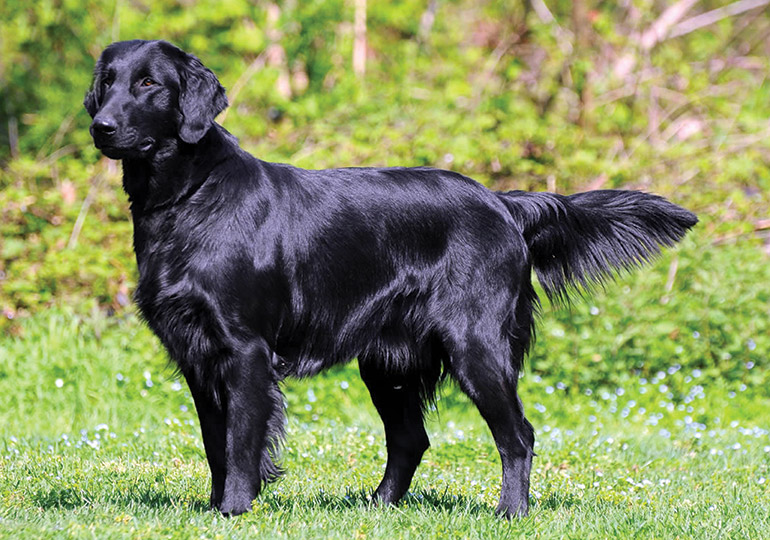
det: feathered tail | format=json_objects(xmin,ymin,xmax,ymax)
[{"xmin": 497, "ymin": 189, "xmax": 698, "ymax": 303}]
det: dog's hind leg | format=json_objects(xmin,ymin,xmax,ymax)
[
  {"xmin": 449, "ymin": 340, "xmax": 534, "ymax": 518},
  {"xmin": 359, "ymin": 356, "xmax": 434, "ymax": 505}
]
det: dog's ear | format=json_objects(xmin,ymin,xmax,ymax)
[
  {"xmin": 84, "ymin": 59, "xmax": 104, "ymax": 118},
  {"xmin": 178, "ymin": 53, "xmax": 228, "ymax": 144}
]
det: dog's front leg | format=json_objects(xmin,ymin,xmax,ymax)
[
  {"xmin": 186, "ymin": 343, "xmax": 283, "ymax": 516},
  {"xmin": 187, "ymin": 380, "xmax": 227, "ymax": 509},
  {"xmin": 219, "ymin": 345, "xmax": 284, "ymax": 516}
]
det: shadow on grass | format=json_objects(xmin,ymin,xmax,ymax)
[
  {"xmin": 33, "ymin": 482, "xmax": 583, "ymax": 518},
  {"xmin": 261, "ymin": 486, "xmax": 497, "ymax": 517},
  {"xmin": 30, "ymin": 485, "xmax": 210, "ymax": 513},
  {"xmin": 31, "ymin": 483, "xmax": 501, "ymax": 517}
]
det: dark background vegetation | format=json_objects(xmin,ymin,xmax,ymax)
[{"xmin": 1, "ymin": 0, "xmax": 769, "ymax": 388}]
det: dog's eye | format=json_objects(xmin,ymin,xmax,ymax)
[{"xmin": 140, "ymin": 77, "xmax": 156, "ymax": 87}]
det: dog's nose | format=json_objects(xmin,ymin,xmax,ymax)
[{"xmin": 92, "ymin": 117, "xmax": 117, "ymax": 136}]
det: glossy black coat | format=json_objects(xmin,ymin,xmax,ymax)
[{"xmin": 85, "ymin": 40, "xmax": 697, "ymax": 517}]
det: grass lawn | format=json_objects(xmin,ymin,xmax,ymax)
[{"xmin": 1, "ymin": 305, "xmax": 769, "ymax": 539}]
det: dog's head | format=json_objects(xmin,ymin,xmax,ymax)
[{"xmin": 84, "ymin": 40, "xmax": 228, "ymax": 159}]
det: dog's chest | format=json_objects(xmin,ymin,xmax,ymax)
[{"xmin": 133, "ymin": 244, "xmax": 232, "ymax": 366}]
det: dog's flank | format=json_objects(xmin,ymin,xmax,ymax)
[{"xmin": 85, "ymin": 39, "xmax": 697, "ymax": 518}]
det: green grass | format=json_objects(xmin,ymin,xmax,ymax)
[
  {"xmin": 2, "ymin": 295, "xmax": 770, "ymax": 539},
  {"xmin": 2, "ymin": 2, "xmax": 769, "ymax": 536}
]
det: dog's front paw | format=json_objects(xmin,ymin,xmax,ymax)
[{"xmin": 216, "ymin": 491, "xmax": 255, "ymax": 517}]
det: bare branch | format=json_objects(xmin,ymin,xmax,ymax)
[
  {"xmin": 68, "ymin": 173, "xmax": 104, "ymax": 250},
  {"xmin": 265, "ymin": 4, "xmax": 292, "ymax": 99},
  {"xmin": 530, "ymin": 0, "xmax": 573, "ymax": 54},
  {"xmin": 218, "ymin": 52, "xmax": 267, "ymax": 124},
  {"xmin": 639, "ymin": 0, "xmax": 701, "ymax": 50},
  {"xmin": 670, "ymin": 0, "xmax": 770, "ymax": 39},
  {"xmin": 8, "ymin": 117, "xmax": 18, "ymax": 159},
  {"xmin": 418, "ymin": 0, "xmax": 438, "ymax": 44},
  {"xmin": 353, "ymin": 0, "xmax": 367, "ymax": 78},
  {"xmin": 531, "ymin": 0, "xmax": 556, "ymax": 24},
  {"xmin": 614, "ymin": 0, "xmax": 700, "ymax": 79}
]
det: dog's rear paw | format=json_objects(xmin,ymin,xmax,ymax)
[{"xmin": 495, "ymin": 500, "xmax": 529, "ymax": 519}]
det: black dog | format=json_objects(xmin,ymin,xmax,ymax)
[{"xmin": 85, "ymin": 40, "xmax": 697, "ymax": 517}]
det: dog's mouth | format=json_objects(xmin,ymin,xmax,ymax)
[{"xmin": 95, "ymin": 137, "xmax": 155, "ymax": 159}]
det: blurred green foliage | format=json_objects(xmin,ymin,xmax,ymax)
[
  {"xmin": 530, "ymin": 237, "xmax": 770, "ymax": 388},
  {"xmin": 1, "ymin": 1, "xmax": 769, "ymax": 384}
]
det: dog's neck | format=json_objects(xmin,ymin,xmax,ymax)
[{"xmin": 122, "ymin": 124, "xmax": 233, "ymax": 216}]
